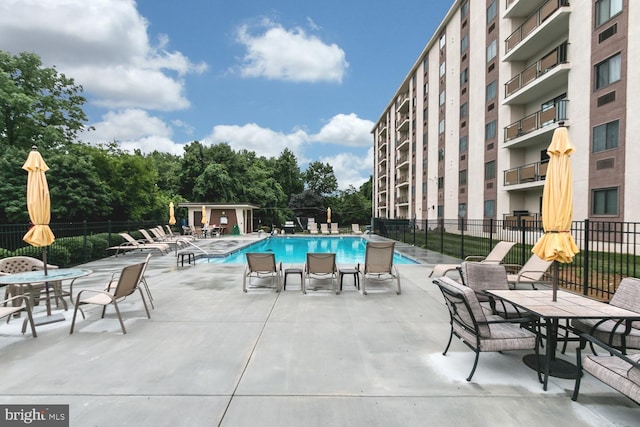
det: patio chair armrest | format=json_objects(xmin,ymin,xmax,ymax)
[
  {"xmin": 464, "ymin": 255, "xmax": 486, "ymax": 262},
  {"xmin": 484, "ymin": 317, "xmax": 536, "ymax": 325},
  {"xmin": 517, "ymin": 270, "xmax": 552, "ymax": 283},
  {"xmin": 577, "ymin": 333, "xmax": 640, "ymax": 368},
  {"xmin": 2, "ymin": 294, "xmax": 32, "ymax": 308}
]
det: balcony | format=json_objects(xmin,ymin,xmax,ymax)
[
  {"xmin": 503, "ymin": 161, "xmax": 548, "ymax": 188},
  {"xmin": 504, "ymin": 100, "xmax": 568, "ymax": 142},
  {"xmin": 378, "ymin": 125, "xmax": 387, "ymax": 137},
  {"xmin": 396, "ymin": 155, "xmax": 410, "ymax": 169},
  {"xmin": 396, "ymin": 114, "xmax": 410, "ymax": 132},
  {"xmin": 396, "ymin": 174, "xmax": 409, "ymax": 187},
  {"xmin": 504, "ymin": 44, "xmax": 569, "ymax": 104},
  {"xmin": 505, "ymin": 0, "xmax": 570, "ymax": 61},
  {"xmin": 396, "ymin": 133, "xmax": 410, "ymax": 151},
  {"xmin": 396, "ymin": 93, "xmax": 410, "ymax": 113},
  {"xmin": 504, "ymin": 0, "xmax": 541, "ymax": 18},
  {"xmin": 377, "ymin": 139, "xmax": 387, "ymax": 151}
]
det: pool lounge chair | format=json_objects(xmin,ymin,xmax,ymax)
[
  {"xmin": 330, "ymin": 223, "xmax": 339, "ymax": 234},
  {"xmin": 303, "ymin": 253, "xmax": 338, "ymax": 294},
  {"xmin": 429, "ymin": 241, "xmax": 517, "ymax": 279},
  {"xmin": 358, "ymin": 241, "xmax": 401, "ymax": 295},
  {"xmin": 320, "ymin": 223, "xmax": 330, "ymax": 235},
  {"xmin": 243, "ymin": 253, "xmax": 282, "ymax": 292},
  {"xmin": 309, "ymin": 223, "xmax": 318, "ymax": 234},
  {"xmin": 351, "ymin": 224, "xmax": 363, "ymax": 235},
  {"xmin": 503, "ymin": 254, "xmax": 553, "ymax": 290},
  {"xmin": 108, "ymin": 233, "xmax": 170, "ymax": 256}
]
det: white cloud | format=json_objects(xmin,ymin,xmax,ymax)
[
  {"xmin": 204, "ymin": 123, "xmax": 308, "ymax": 159},
  {"xmin": 311, "ymin": 113, "xmax": 374, "ymax": 147},
  {"xmin": 320, "ymin": 148, "xmax": 373, "ymax": 190},
  {"xmin": 0, "ymin": 0, "xmax": 206, "ymax": 111},
  {"xmin": 80, "ymin": 109, "xmax": 185, "ymax": 155},
  {"xmin": 235, "ymin": 19, "xmax": 348, "ymax": 83}
]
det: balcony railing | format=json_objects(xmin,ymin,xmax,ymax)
[
  {"xmin": 504, "ymin": 100, "xmax": 568, "ymax": 141},
  {"xmin": 504, "ymin": 160, "xmax": 548, "ymax": 186},
  {"xmin": 505, "ymin": 43, "xmax": 567, "ymax": 98},
  {"xmin": 505, "ymin": 0, "xmax": 570, "ymax": 54},
  {"xmin": 396, "ymin": 114, "xmax": 410, "ymax": 132}
]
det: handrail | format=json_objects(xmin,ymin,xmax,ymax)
[{"xmin": 504, "ymin": 100, "xmax": 568, "ymax": 141}]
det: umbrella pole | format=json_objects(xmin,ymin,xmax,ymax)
[
  {"xmin": 42, "ymin": 247, "xmax": 52, "ymax": 316},
  {"xmin": 552, "ymin": 261, "xmax": 559, "ymax": 302}
]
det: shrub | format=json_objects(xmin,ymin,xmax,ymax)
[
  {"xmin": 55, "ymin": 236, "xmax": 91, "ymax": 265},
  {"xmin": 88, "ymin": 234, "xmax": 110, "ymax": 259}
]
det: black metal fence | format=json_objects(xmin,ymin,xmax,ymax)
[
  {"xmin": 375, "ymin": 218, "xmax": 639, "ymax": 301},
  {"xmin": 0, "ymin": 220, "xmax": 168, "ymax": 267}
]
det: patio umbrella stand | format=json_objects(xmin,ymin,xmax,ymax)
[
  {"xmin": 523, "ymin": 125, "xmax": 580, "ymax": 379},
  {"xmin": 22, "ymin": 146, "xmax": 65, "ymax": 325}
]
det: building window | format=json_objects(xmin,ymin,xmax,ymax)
[
  {"xmin": 461, "ymin": 0, "xmax": 469, "ymax": 19},
  {"xmin": 437, "ymin": 205, "xmax": 444, "ymax": 218},
  {"xmin": 439, "ymin": 33, "xmax": 446, "ymax": 49},
  {"xmin": 592, "ymin": 187, "xmax": 618, "ymax": 215},
  {"xmin": 595, "ymin": 53, "xmax": 621, "ymax": 89},
  {"xmin": 438, "ymin": 147, "xmax": 445, "ymax": 161},
  {"xmin": 439, "ymin": 120, "xmax": 445, "ymax": 134},
  {"xmin": 486, "ymin": 39, "xmax": 497, "ymax": 62},
  {"xmin": 423, "ymin": 108, "xmax": 428, "ymax": 121},
  {"xmin": 485, "ymin": 120, "xmax": 497, "ymax": 140},
  {"xmin": 485, "ymin": 161, "xmax": 495, "ymax": 180},
  {"xmin": 593, "ymin": 120, "xmax": 619, "ymax": 152},
  {"xmin": 459, "ymin": 135, "xmax": 468, "ymax": 153},
  {"xmin": 596, "ymin": 0, "xmax": 623, "ymax": 27},
  {"xmin": 458, "ymin": 203, "xmax": 467, "ymax": 218},
  {"xmin": 439, "ymin": 90, "xmax": 445, "ymax": 106},
  {"xmin": 484, "ymin": 200, "xmax": 495, "ymax": 217},
  {"xmin": 424, "ymin": 82, "xmax": 429, "ymax": 94},
  {"xmin": 437, "ymin": 177, "xmax": 444, "ymax": 189},
  {"xmin": 422, "ymin": 183, "xmax": 427, "ymax": 193},
  {"xmin": 486, "ymin": 0, "xmax": 497, "ymax": 24},
  {"xmin": 486, "ymin": 80, "xmax": 497, "ymax": 101},
  {"xmin": 423, "ymin": 133, "xmax": 427, "ymax": 146},
  {"xmin": 460, "ymin": 68, "xmax": 468, "ymax": 85},
  {"xmin": 423, "ymin": 56, "xmax": 429, "ymax": 72},
  {"xmin": 439, "ymin": 62, "xmax": 446, "ymax": 77},
  {"xmin": 460, "ymin": 102, "xmax": 468, "ymax": 119},
  {"xmin": 459, "ymin": 169, "xmax": 467, "ymax": 185},
  {"xmin": 460, "ymin": 35, "xmax": 469, "ymax": 54}
]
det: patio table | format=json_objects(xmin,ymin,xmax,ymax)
[
  {"xmin": 0, "ymin": 268, "xmax": 92, "ymax": 325},
  {"xmin": 486, "ymin": 289, "xmax": 640, "ymax": 391}
]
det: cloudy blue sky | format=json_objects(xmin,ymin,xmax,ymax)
[{"xmin": 0, "ymin": 0, "xmax": 453, "ymax": 189}]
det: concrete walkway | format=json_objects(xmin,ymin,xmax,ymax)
[{"xmin": 0, "ymin": 235, "xmax": 637, "ymax": 426}]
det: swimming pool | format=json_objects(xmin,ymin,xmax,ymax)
[{"xmin": 203, "ymin": 236, "xmax": 418, "ymax": 265}]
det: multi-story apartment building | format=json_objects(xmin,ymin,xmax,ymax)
[{"xmin": 373, "ymin": 0, "xmax": 639, "ymax": 226}]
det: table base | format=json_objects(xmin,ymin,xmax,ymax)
[
  {"xmin": 523, "ymin": 354, "xmax": 580, "ymax": 379},
  {"xmin": 33, "ymin": 313, "xmax": 66, "ymax": 327}
]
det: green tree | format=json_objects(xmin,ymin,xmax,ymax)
[
  {"xmin": 0, "ymin": 50, "xmax": 88, "ymax": 150},
  {"xmin": 274, "ymin": 148, "xmax": 304, "ymax": 201},
  {"xmin": 304, "ymin": 161, "xmax": 338, "ymax": 196}
]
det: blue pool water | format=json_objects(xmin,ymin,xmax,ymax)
[{"xmin": 204, "ymin": 236, "xmax": 417, "ymax": 265}]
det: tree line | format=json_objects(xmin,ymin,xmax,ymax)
[{"xmin": 0, "ymin": 50, "xmax": 372, "ymax": 229}]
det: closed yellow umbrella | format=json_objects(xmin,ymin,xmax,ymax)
[
  {"xmin": 531, "ymin": 126, "xmax": 579, "ymax": 301},
  {"xmin": 22, "ymin": 146, "xmax": 55, "ymax": 250},
  {"xmin": 201, "ymin": 205, "xmax": 207, "ymax": 226},
  {"xmin": 169, "ymin": 202, "xmax": 176, "ymax": 225},
  {"xmin": 327, "ymin": 207, "xmax": 331, "ymax": 224}
]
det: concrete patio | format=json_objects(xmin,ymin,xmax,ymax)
[{"xmin": 0, "ymin": 234, "xmax": 637, "ymax": 426}]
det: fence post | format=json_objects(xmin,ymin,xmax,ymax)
[
  {"xmin": 460, "ymin": 222, "xmax": 465, "ymax": 259},
  {"xmin": 413, "ymin": 217, "xmax": 416, "ymax": 246},
  {"xmin": 83, "ymin": 220, "xmax": 88, "ymax": 263},
  {"xmin": 520, "ymin": 218, "xmax": 527, "ymax": 265},
  {"xmin": 489, "ymin": 218, "xmax": 494, "ymax": 249},
  {"xmin": 439, "ymin": 218, "xmax": 444, "ymax": 254},
  {"xmin": 583, "ymin": 219, "xmax": 589, "ymax": 296}
]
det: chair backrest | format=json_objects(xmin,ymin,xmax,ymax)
[
  {"xmin": 364, "ymin": 242, "xmax": 395, "ymax": 274},
  {"xmin": 150, "ymin": 228, "xmax": 165, "ymax": 239},
  {"xmin": 483, "ymin": 241, "xmax": 516, "ymax": 263},
  {"xmin": 138, "ymin": 229, "xmax": 156, "ymax": 243},
  {"xmin": 519, "ymin": 254, "xmax": 553, "ymax": 280},
  {"xmin": 330, "ymin": 223, "xmax": 339, "ymax": 231},
  {"xmin": 165, "ymin": 225, "xmax": 175, "ymax": 236},
  {"xmin": 610, "ymin": 278, "xmax": 640, "ymax": 321},
  {"xmin": 434, "ymin": 276, "xmax": 490, "ymax": 338},
  {"xmin": 0, "ymin": 256, "xmax": 58, "ymax": 274},
  {"xmin": 309, "ymin": 223, "xmax": 318, "ymax": 232},
  {"xmin": 306, "ymin": 253, "xmax": 336, "ymax": 275},
  {"xmin": 460, "ymin": 262, "xmax": 510, "ymax": 299},
  {"xmin": 113, "ymin": 262, "xmax": 146, "ymax": 299},
  {"xmin": 119, "ymin": 233, "xmax": 139, "ymax": 245},
  {"xmin": 351, "ymin": 224, "xmax": 360, "ymax": 232},
  {"xmin": 246, "ymin": 253, "xmax": 277, "ymax": 273},
  {"xmin": 320, "ymin": 224, "xmax": 329, "ymax": 233}
]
